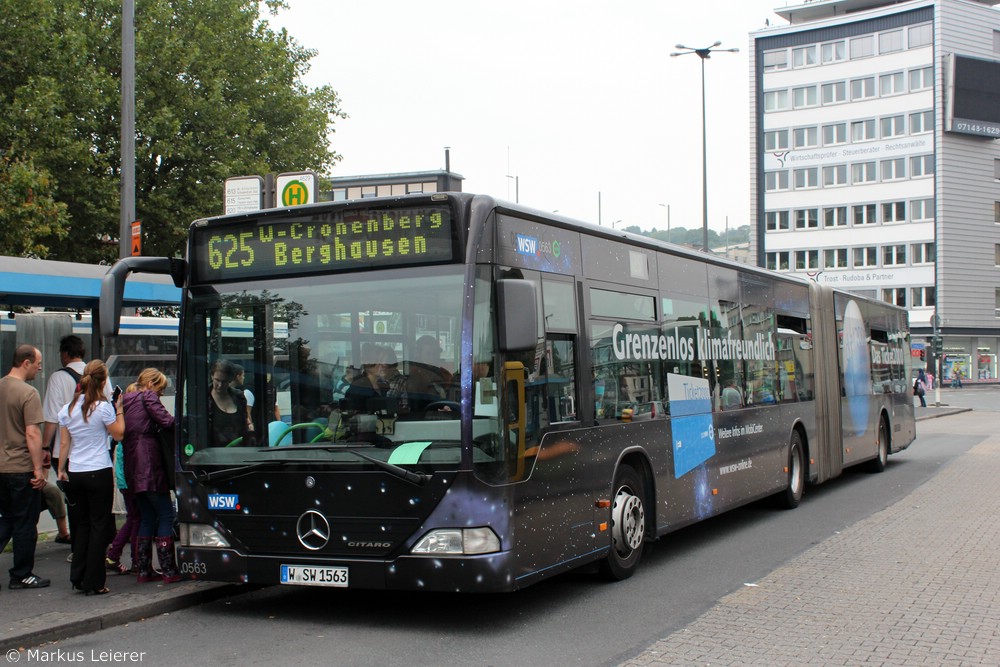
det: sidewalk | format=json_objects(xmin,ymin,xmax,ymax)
[
  {"xmin": 623, "ymin": 406, "xmax": 996, "ymax": 667},
  {"xmin": 0, "ymin": 406, "xmax": 976, "ymax": 655},
  {"xmin": 0, "ymin": 539, "xmax": 239, "ymax": 653}
]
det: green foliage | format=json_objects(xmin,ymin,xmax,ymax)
[
  {"xmin": 643, "ymin": 225, "xmax": 751, "ymax": 250},
  {"xmin": 0, "ymin": 0, "xmax": 345, "ymax": 262},
  {"xmin": 0, "ymin": 156, "xmax": 70, "ymax": 257}
]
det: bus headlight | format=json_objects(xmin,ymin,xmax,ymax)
[
  {"xmin": 411, "ymin": 527, "xmax": 500, "ymax": 555},
  {"xmin": 179, "ymin": 523, "xmax": 231, "ymax": 548}
]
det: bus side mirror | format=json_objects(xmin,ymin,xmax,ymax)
[{"xmin": 497, "ymin": 279, "xmax": 537, "ymax": 352}]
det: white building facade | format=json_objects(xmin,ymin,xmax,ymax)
[{"xmin": 751, "ymin": 0, "xmax": 1000, "ymax": 382}]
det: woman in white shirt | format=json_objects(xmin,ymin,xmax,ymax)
[{"xmin": 57, "ymin": 360, "xmax": 124, "ymax": 595}]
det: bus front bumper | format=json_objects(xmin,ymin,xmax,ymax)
[{"xmin": 177, "ymin": 547, "xmax": 518, "ymax": 593}]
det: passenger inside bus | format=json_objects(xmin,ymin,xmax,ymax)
[
  {"xmin": 343, "ymin": 344, "xmax": 404, "ymax": 413},
  {"xmin": 721, "ymin": 378, "xmax": 743, "ymax": 410},
  {"xmin": 209, "ymin": 359, "xmax": 255, "ymax": 446},
  {"xmin": 405, "ymin": 335, "xmax": 453, "ymax": 411}
]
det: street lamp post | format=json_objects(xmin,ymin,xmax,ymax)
[
  {"xmin": 671, "ymin": 41, "xmax": 738, "ymax": 253},
  {"xmin": 506, "ymin": 174, "xmax": 519, "ymax": 203},
  {"xmin": 659, "ymin": 203, "xmax": 670, "ymax": 243}
]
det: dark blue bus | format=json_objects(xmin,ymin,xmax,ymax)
[{"xmin": 100, "ymin": 192, "xmax": 915, "ymax": 591}]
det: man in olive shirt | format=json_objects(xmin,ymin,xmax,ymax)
[{"xmin": 0, "ymin": 345, "xmax": 50, "ymax": 590}]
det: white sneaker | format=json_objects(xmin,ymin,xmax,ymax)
[{"xmin": 66, "ymin": 553, "xmax": 73, "ymax": 563}]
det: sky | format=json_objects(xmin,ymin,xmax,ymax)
[{"xmin": 269, "ymin": 0, "xmax": 793, "ymax": 233}]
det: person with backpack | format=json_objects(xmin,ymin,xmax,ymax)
[{"xmin": 41, "ymin": 335, "xmax": 88, "ymax": 547}]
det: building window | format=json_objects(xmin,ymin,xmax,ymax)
[
  {"xmin": 883, "ymin": 288, "xmax": 906, "ymax": 307},
  {"xmin": 764, "ymin": 90, "xmax": 789, "ymax": 112},
  {"xmin": 823, "ymin": 165, "xmax": 848, "ymax": 187},
  {"xmin": 911, "ymin": 242, "xmax": 935, "ymax": 264},
  {"xmin": 880, "ymin": 30, "xmax": 904, "ymax": 54},
  {"xmin": 794, "ymin": 168, "xmax": 819, "ymax": 189},
  {"xmin": 792, "ymin": 46, "xmax": 817, "ymax": 68},
  {"xmin": 766, "ymin": 251, "xmax": 790, "ymax": 271},
  {"xmin": 910, "ymin": 110, "xmax": 933, "ymax": 134},
  {"xmin": 910, "ymin": 24, "xmax": 933, "ymax": 49},
  {"xmin": 764, "ymin": 130, "xmax": 789, "ymax": 151},
  {"xmin": 821, "ymin": 41, "xmax": 846, "ymax": 63},
  {"xmin": 851, "ymin": 35, "xmax": 875, "ymax": 59},
  {"xmin": 996, "ymin": 244, "xmax": 1000, "ymax": 267},
  {"xmin": 883, "ymin": 244, "xmax": 906, "ymax": 265},
  {"xmin": 996, "ymin": 201, "xmax": 1000, "ymax": 223},
  {"xmin": 881, "ymin": 115, "xmax": 905, "ymax": 138},
  {"xmin": 854, "ymin": 247, "xmax": 878, "ymax": 267},
  {"xmin": 851, "ymin": 76, "xmax": 876, "ymax": 100},
  {"xmin": 766, "ymin": 210, "xmax": 790, "ymax": 231},
  {"xmin": 909, "ymin": 66, "xmax": 933, "ymax": 91},
  {"xmin": 795, "ymin": 208, "xmax": 819, "ymax": 229},
  {"xmin": 882, "ymin": 201, "xmax": 906, "ymax": 223},
  {"xmin": 765, "ymin": 171, "xmax": 790, "ymax": 192},
  {"xmin": 852, "ymin": 161, "xmax": 877, "ymax": 184},
  {"xmin": 795, "ymin": 250, "xmax": 820, "ymax": 270},
  {"xmin": 880, "ymin": 72, "xmax": 905, "ymax": 96},
  {"xmin": 853, "ymin": 203, "xmax": 877, "ymax": 225},
  {"xmin": 793, "ymin": 86, "xmax": 818, "ymax": 108},
  {"xmin": 763, "ymin": 49, "xmax": 789, "ymax": 71},
  {"xmin": 793, "ymin": 126, "xmax": 819, "ymax": 148},
  {"xmin": 851, "ymin": 119, "xmax": 876, "ymax": 142},
  {"xmin": 822, "ymin": 81, "xmax": 847, "ymax": 104},
  {"xmin": 911, "ymin": 286, "xmax": 935, "ymax": 307},
  {"xmin": 823, "ymin": 123, "xmax": 847, "ymax": 146},
  {"xmin": 881, "ymin": 158, "xmax": 906, "ymax": 182},
  {"xmin": 361, "ymin": 185, "xmax": 378, "ymax": 198},
  {"xmin": 824, "ymin": 206, "xmax": 848, "ymax": 227},
  {"xmin": 911, "ymin": 154, "xmax": 934, "ymax": 177},
  {"xmin": 912, "ymin": 198, "xmax": 934, "ymax": 222},
  {"xmin": 996, "ymin": 288, "xmax": 1000, "ymax": 317},
  {"xmin": 825, "ymin": 248, "xmax": 848, "ymax": 268}
]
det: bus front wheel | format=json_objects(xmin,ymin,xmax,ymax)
[{"xmin": 600, "ymin": 464, "xmax": 646, "ymax": 581}]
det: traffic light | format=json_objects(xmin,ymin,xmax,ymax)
[
  {"xmin": 919, "ymin": 349, "xmax": 925, "ymax": 361},
  {"xmin": 932, "ymin": 335, "xmax": 943, "ymax": 356}
]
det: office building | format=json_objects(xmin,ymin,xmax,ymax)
[{"xmin": 752, "ymin": 0, "xmax": 1000, "ymax": 381}]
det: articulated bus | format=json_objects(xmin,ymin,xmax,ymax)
[{"xmin": 100, "ymin": 192, "xmax": 916, "ymax": 592}]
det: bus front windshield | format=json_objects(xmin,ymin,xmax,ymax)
[{"xmin": 179, "ymin": 267, "xmax": 477, "ymax": 474}]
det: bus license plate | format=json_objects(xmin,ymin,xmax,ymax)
[{"xmin": 280, "ymin": 564, "xmax": 349, "ymax": 587}]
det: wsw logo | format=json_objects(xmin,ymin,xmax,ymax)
[{"xmin": 515, "ymin": 233, "xmax": 561, "ymax": 259}]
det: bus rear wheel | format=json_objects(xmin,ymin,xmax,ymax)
[
  {"xmin": 778, "ymin": 430, "xmax": 805, "ymax": 509},
  {"xmin": 600, "ymin": 464, "xmax": 645, "ymax": 581},
  {"xmin": 867, "ymin": 418, "xmax": 889, "ymax": 473}
]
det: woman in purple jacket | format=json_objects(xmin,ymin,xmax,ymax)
[{"xmin": 121, "ymin": 368, "xmax": 180, "ymax": 584}]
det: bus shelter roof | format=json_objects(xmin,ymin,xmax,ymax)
[{"xmin": 0, "ymin": 256, "xmax": 180, "ymax": 309}]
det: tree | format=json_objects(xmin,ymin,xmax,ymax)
[
  {"xmin": 0, "ymin": 156, "xmax": 70, "ymax": 257},
  {"xmin": 0, "ymin": 0, "xmax": 346, "ymax": 262}
]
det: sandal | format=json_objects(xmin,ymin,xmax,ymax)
[
  {"xmin": 85, "ymin": 587, "xmax": 111, "ymax": 596},
  {"xmin": 105, "ymin": 558, "xmax": 129, "ymax": 575}
]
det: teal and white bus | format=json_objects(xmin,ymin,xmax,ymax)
[{"xmin": 100, "ymin": 192, "xmax": 916, "ymax": 591}]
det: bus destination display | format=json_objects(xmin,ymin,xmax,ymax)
[{"xmin": 192, "ymin": 205, "xmax": 454, "ymax": 282}]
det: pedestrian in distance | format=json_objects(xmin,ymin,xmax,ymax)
[
  {"xmin": 914, "ymin": 369, "xmax": 928, "ymax": 408},
  {"xmin": 57, "ymin": 360, "xmax": 124, "ymax": 595},
  {"xmin": 0, "ymin": 345, "xmax": 49, "ymax": 591},
  {"xmin": 121, "ymin": 368, "xmax": 181, "ymax": 584}
]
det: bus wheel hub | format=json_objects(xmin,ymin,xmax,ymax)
[{"xmin": 612, "ymin": 489, "xmax": 644, "ymax": 553}]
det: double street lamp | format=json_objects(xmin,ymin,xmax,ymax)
[{"xmin": 670, "ymin": 41, "xmax": 738, "ymax": 253}]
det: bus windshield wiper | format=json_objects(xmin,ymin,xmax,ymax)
[
  {"xmin": 192, "ymin": 447, "xmax": 430, "ymax": 486},
  {"xmin": 194, "ymin": 459, "xmax": 297, "ymax": 484},
  {"xmin": 280, "ymin": 443, "xmax": 431, "ymax": 486}
]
